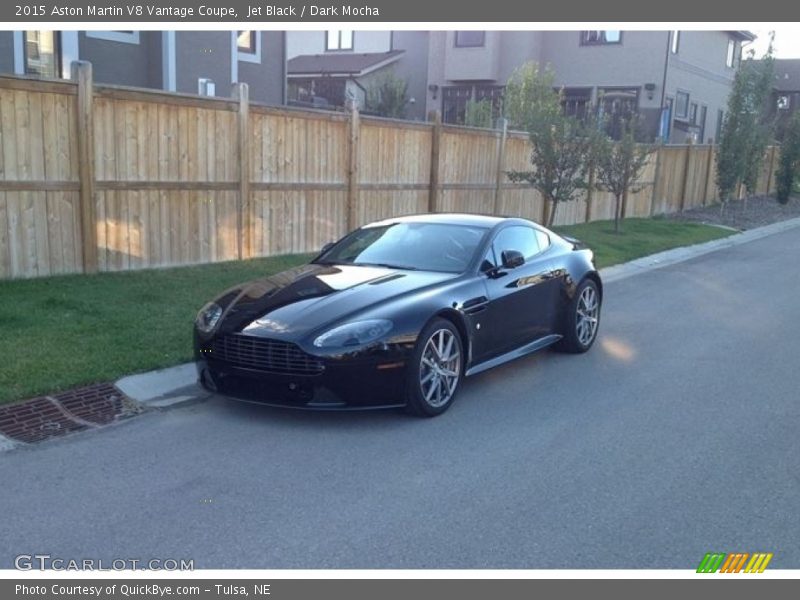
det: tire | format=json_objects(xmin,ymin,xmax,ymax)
[
  {"xmin": 405, "ymin": 318, "xmax": 464, "ymax": 417},
  {"xmin": 554, "ymin": 278, "xmax": 601, "ymax": 354}
]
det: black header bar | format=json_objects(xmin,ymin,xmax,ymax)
[{"xmin": 1, "ymin": 0, "xmax": 798, "ymax": 22}]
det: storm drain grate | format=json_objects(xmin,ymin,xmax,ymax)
[
  {"xmin": 0, "ymin": 383, "xmax": 143, "ymax": 445},
  {"xmin": 54, "ymin": 382, "xmax": 143, "ymax": 425}
]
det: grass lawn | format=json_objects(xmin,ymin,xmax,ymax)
[
  {"xmin": 555, "ymin": 217, "xmax": 734, "ymax": 269},
  {"xmin": 0, "ymin": 254, "xmax": 311, "ymax": 405},
  {"xmin": 0, "ymin": 217, "xmax": 734, "ymax": 405}
]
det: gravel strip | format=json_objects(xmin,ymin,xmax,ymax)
[{"xmin": 667, "ymin": 194, "xmax": 800, "ymax": 230}]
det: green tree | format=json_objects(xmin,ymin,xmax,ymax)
[
  {"xmin": 776, "ymin": 111, "xmax": 800, "ymax": 204},
  {"xmin": 592, "ymin": 117, "xmax": 655, "ymax": 233},
  {"xmin": 716, "ymin": 34, "xmax": 776, "ymax": 207},
  {"xmin": 365, "ymin": 73, "xmax": 409, "ymax": 119},
  {"xmin": 503, "ymin": 62, "xmax": 562, "ymax": 133},
  {"xmin": 464, "ymin": 98, "xmax": 494, "ymax": 128},
  {"xmin": 504, "ymin": 62, "xmax": 593, "ymax": 227}
]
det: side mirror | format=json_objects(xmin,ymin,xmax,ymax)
[
  {"xmin": 501, "ymin": 249, "xmax": 525, "ymax": 269},
  {"xmin": 320, "ymin": 242, "xmax": 335, "ymax": 254}
]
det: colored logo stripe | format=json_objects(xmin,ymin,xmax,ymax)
[
  {"xmin": 697, "ymin": 552, "xmax": 773, "ymax": 573},
  {"xmin": 744, "ymin": 553, "xmax": 773, "ymax": 573}
]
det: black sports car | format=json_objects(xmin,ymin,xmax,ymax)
[{"xmin": 194, "ymin": 213, "xmax": 602, "ymax": 416}]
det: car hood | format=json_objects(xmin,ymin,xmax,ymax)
[{"xmin": 215, "ymin": 263, "xmax": 456, "ymax": 339}]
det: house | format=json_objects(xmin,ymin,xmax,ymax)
[
  {"xmin": 773, "ymin": 59, "xmax": 800, "ymax": 139},
  {"xmin": 285, "ymin": 30, "xmax": 429, "ymax": 119},
  {"xmin": 0, "ymin": 30, "xmax": 286, "ymax": 104},
  {"xmin": 424, "ymin": 30, "xmax": 756, "ymax": 142}
]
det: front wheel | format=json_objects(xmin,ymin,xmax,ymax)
[
  {"xmin": 554, "ymin": 278, "xmax": 601, "ymax": 353},
  {"xmin": 405, "ymin": 318, "xmax": 464, "ymax": 417}
]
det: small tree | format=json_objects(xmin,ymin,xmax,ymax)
[
  {"xmin": 716, "ymin": 34, "xmax": 776, "ymax": 208},
  {"xmin": 464, "ymin": 98, "xmax": 494, "ymax": 128},
  {"xmin": 742, "ymin": 40, "xmax": 777, "ymax": 198},
  {"xmin": 503, "ymin": 62, "xmax": 562, "ymax": 133},
  {"xmin": 592, "ymin": 117, "xmax": 655, "ymax": 233},
  {"xmin": 504, "ymin": 62, "xmax": 592, "ymax": 227},
  {"xmin": 776, "ymin": 111, "xmax": 800, "ymax": 204},
  {"xmin": 365, "ymin": 73, "xmax": 409, "ymax": 119}
]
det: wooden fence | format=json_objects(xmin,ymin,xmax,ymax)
[{"xmin": 0, "ymin": 66, "xmax": 780, "ymax": 280}]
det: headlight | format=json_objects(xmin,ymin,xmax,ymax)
[
  {"xmin": 196, "ymin": 302, "xmax": 223, "ymax": 334},
  {"xmin": 313, "ymin": 319, "xmax": 393, "ymax": 348}
]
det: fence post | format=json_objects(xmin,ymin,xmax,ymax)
[
  {"xmin": 649, "ymin": 144, "xmax": 663, "ymax": 217},
  {"xmin": 702, "ymin": 144, "xmax": 714, "ymax": 205},
  {"xmin": 493, "ymin": 117, "xmax": 508, "ymax": 215},
  {"xmin": 679, "ymin": 138, "xmax": 693, "ymax": 212},
  {"xmin": 72, "ymin": 61, "xmax": 98, "ymax": 274},
  {"xmin": 428, "ymin": 110, "xmax": 442, "ymax": 214},
  {"xmin": 233, "ymin": 82, "xmax": 251, "ymax": 260},
  {"xmin": 346, "ymin": 101, "xmax": 360, "ymax": 231}
]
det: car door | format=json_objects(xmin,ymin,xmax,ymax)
[{"xmin": 480, "ymin": 225, "xmax": 560, "ymax": 356}]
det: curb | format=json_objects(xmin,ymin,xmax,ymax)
[
  {"xmin": 115, "ymin": 363, "xmax": 211, "ymax": 409},
  {"xmin": 0, "ymin": 433, "xmax": 17, "ymax": 452},
  {"xmin": 599, "ymin": 216, "xmax": 800, "ymax": 284}
]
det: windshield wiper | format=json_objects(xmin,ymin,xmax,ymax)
[{"xmin": 355, "ymin": 262, "xmax": 420, "ymax": 271}]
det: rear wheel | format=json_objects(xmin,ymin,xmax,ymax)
[
  {"xmin": 554, "ymin": 278, "xmax": 601, "ymax": 353},
  {"xmin": 405, "ymin": 318, "xmax": 463, "ymax": 417}
]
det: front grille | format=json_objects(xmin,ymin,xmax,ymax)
[{"xmin": 211, "ymin": 334, "xmax": 324, "ymax": 376}]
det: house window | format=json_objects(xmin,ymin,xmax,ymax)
[
  {"xmin": 671, "ymin": 31, "xmax": 680, "ymax": 54},
  {"xmin": 454, "ymin": 31, "xmax": 485, "ymax": 48},
  {"xmin": 442, "ymin": 84, "xmax": 503, "ymax": 125},
  {"xmin": 726, "ymin": 39, "xmax": 737, "ymax": 68},
  {"xmin": 561, "ymin": 88, "xmax": 592, "ymax": 120},
  {"xmin": 698, "ymin": 105, "xmax": 708, "ymax": 143},
  {"xmin": 689, "ymin": 102, "xmax": 698, "ymax": 125},
  {"xmin": 580, "ymin": 31, "xmax": 622, "ymax": 45},
  {"xmin": 236, "ymin": 31, "xmax": 261, "ymax": 63},
  {"xmin": 777, "ymin": 95, "xmax": 790, "ymax": 110},
  {"xmin": 662, "ymin": 97, "xmax": 674, "ymax": 140},
  {"xmin": 237, "ymin": 31, "xmax": 256, "ymax": 54},
  {"xmin": 23, "ymin": 31, "xmax": 60, "ymax": 78},
  {"xmin": 288, "ymin": 78, "xmax": 346, "ymax": 107},
  {"xmin": 675, "ymin": 91, "xmax": 690, "ymax": 119},
  {"xmin": 597, "ymin": 87, "xmax": 639, "ymax": 137},
  {"xmin": 85, "ymin": 31, "xmax": 140, "ymax": 44},
  {"xmin": 326, "ymin": 29, "xmax": 353, "ymax": 51},
  {"xmin": 716, "ymin": 109, "xmax": 724, "ymax": 142}
]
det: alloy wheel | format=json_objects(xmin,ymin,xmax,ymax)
[
  {"xmin": 419, "ymin": 328, "xmax": 461, "ymax": 408},
  {"xmin": 576, "ymin": 286, "xmax": 600, "ymax": 346}
]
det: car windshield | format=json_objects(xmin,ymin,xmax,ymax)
[{"xmin": 316, "ymin": 222, "xmax": 488, "ymax": 273}]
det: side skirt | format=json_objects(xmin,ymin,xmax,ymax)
[{"xmin": 465, "ymin": 334, "xmax": 563, "ymax": 377}]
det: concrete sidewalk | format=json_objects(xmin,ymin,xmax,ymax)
[{"xmin": 116, "ymin": 215, "xmax": 800, "ymax": 407}]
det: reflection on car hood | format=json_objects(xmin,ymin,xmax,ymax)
[{"xmin": 216, "ymin": 263, "xmax": 455, "ymax": 338}]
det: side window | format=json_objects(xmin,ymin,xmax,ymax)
[
  {"xmin": 535, "ymin": 230, "xmax": 550, "ymax": 252},
  {"xmin": 480, "ymin": 247, "xmax": 497, "ymax": 273},
  {"xmin": 493, "ymin": 226, "xmax": 540, "ymax": 261}
]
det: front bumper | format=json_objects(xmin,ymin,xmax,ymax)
[{"xmin": 194, "ymin": 333, "xmax": 414, "ymax": 410}]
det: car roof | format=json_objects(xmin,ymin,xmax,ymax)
[{"xmin": 364, "ymin": 213, "xmax": 519, "ymax": 229}]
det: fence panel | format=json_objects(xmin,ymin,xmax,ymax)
[
  {"xmin": 356, "ymin": 119, "xmax": 431, "ymax": 226},
  {"xmin": 249, "ymin": 108, "xmax": 349, "ymax": 255},
  {"xmin": 0, "ymin": 82, "xmax": 81, "ymax": 278}
]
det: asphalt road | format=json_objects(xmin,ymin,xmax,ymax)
[{"xmin": 2, "ymin": 227, "xmax": 799, "ymax": 569}]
